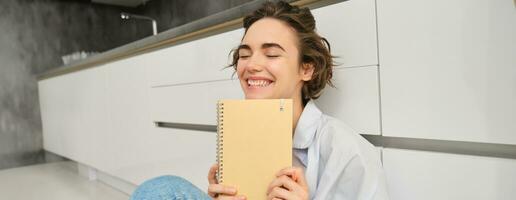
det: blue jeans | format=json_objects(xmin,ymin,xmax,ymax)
[{"xmin": 130, "ymin": 175, "xmax": 211, "ymax": 200}]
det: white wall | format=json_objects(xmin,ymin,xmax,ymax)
[{"xmin": 38, "ymin": 0, "xmax": 516, "ymax": 198}]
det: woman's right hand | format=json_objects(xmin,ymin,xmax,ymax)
[{"xmin": 207, "ymin": 163, "xmax": 247, "ymax": 200}]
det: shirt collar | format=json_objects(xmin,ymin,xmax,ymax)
[{"xmin": 293, "ymin": 100, "xmax": 322, "ymax": 149}]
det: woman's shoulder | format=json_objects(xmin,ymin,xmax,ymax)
[{"xmin": 316, "ymin": 114, "xmax": 380, "ymax": 164}]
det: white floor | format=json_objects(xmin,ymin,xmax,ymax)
[{"xmin": 0, "ymin": 161, "xmax": 129, "ymax": 200}]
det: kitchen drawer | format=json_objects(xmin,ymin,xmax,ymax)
[
  {"xmin": 149, "ymin": 79, "xmax": 242, "ymax": 125},
  {"xmin": 383, "ymin": 148, "xmax": 516, "ymax": 200}
]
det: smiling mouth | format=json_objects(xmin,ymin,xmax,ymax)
[{"xmin": 247, "ymin": 79, "xmax": 273, "ymax": 87}]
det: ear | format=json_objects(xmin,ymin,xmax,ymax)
[{"xmin": 300, "ymin": 63, "xmax": 315, "ymax": 81}]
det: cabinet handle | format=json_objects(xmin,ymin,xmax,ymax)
[{"xmin": 154, "ymin": 121, "xmax": 217, "ymax": 132}]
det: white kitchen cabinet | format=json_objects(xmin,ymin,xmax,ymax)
[
  {"xmin": 383, "ymin": 148, "xmax": 516, "ymax": 200},
  {"xmin": 149, "ymin": 79, "xmax": 242, "ymax": 125},
  {"xmin": 111, "ymin": 127, "xmax": 216, "ymax": 190},
  {"xmin": 39, "ymin": 77, "xmax": 66, "ymax": 155},
  {"xmin": 312, "ymin": 0, "xmax": 378, "ymax": 68},
  {"xmin": 102, "ymin": 56, "xmax": 153, "ymax": 177},
  {"xmin": 38, "ymin": 66, "xmax": 111, "ymax": 170},
  {"xmin": 53, "ymin": 55, "xmax": 217, "ymax": 190},
  {"xmin": 378, "ymin": 0, "xmax": 516, "ymax": 144},
  {"xmin": 315, "ymin": 66, "xmax": 380, "ymax": 135},
  {"xmin": 145, "ymin": 29, "xmax": 243, "ymax": 87}
]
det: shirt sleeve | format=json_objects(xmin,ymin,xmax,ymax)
[{"xmin": 313, "ymin": 132, "xmax": 389, "ymax": 200}]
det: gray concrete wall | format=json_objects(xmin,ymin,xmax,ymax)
[
  {"xmin": 137, "ymin": 0, "xmax": 254, "ymax": 32},
  {"xmin": 0, "ymin": 0, "xmax": 150, "ymax": 170},
  {"xmin": 0, "ymin": 0, "xmax": 255, "ymax": 170}
]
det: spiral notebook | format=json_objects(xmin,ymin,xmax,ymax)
[{"xmin": 216, "ymin": 99, "xmax": 293, "ymax": 199}]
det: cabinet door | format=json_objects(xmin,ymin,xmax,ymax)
[
  {"xmin": 383, "ymin": 148, "xmax": 516, "ymax": 200},
  {"xmin": 96, "ymin": 56, "xmax": 217, "ymax": 190},
  {"xmin": 145, "ymin": 29, "xmax": 243, "ymax": 87},
  {"xmin": 312, "ymin": 0, "xmax": 378, "ymax": 68},
  {"xmin": 378, "ymin": 0, "xmax": 516, "ymax": 144},
  {"xmin": 109, "ymin": 127, "xmax": 216, "ymax": 190},
  {"xmin": 39, "ymin": 77, "xmax": 66, "ymax": 155},
  {"xmin": 316, "ymin": 66, "xmax": 380, "ymax": 135},
  {"xmin": 149, "ymin": 80, "xmax": 242, "ymax": 125},
  {"xmin": 102, "ymin": 56, "xmax": 153, "ymax": 175},
  {"xmin": 39, "ymin": 67, "xmax": 111, "ymax": 170}
]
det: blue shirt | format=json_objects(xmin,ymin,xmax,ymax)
[{"xmin": 292, "ymin": 101, "xmax": 389, "ymax": 200}]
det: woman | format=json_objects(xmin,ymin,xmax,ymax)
[{"xmin": 131, "ymin": 1, "xmax": 388, "ymax": 200}]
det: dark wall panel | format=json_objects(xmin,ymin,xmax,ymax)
[{"xmin": 0, "ymin": 0, "xmax": 149, "ymax": 170}]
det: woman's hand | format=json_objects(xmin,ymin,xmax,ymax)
[
  {"xmin": 267, "ymin": 167, "xmax": 309, "ymax": 200},
  {"xmin": 207, "ymin": 163, "xmax": 247, "ymax": 200}
]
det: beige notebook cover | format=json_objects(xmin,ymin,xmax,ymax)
[{"xmin": 216, "ymin": 99, "xmax": 293, "ymax": 199}]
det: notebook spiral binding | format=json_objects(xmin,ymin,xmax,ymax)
[{"xmin": 216, "ymin": 101, "xmax": 224, "ymax": 183}]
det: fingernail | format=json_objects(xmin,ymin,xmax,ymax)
[{"xmin": 238, "ymin": 196, "xmax": 246, "ymax": 200}]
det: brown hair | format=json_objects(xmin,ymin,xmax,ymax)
[{"xmin": 228, "ymin": 0, "xmax": 335, "ymax": 104}]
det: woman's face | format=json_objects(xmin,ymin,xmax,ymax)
[{"xmin": 236, "ymin": 18, "xmax": 313, "ymax": 100}]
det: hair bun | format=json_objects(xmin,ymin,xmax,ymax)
[{"xmin": 299, "ymin": 7, "xmax": 316, "ymax": 31}]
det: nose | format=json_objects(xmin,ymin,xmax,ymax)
[{"xmin": 245, "ymin": 54, "xmax": 265, "ymax": 73}]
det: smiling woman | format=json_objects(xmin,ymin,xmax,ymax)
[
  {"xmin": 231, "ymin": 7, "xmax": 334, "ymax": 105},
  {"xmin": 236, "ymin": 18, "xmax": 311, "ymax": 100}
]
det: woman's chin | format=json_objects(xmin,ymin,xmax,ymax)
[
  {"xmin": 245, "ymin": 95, "xmax": 267, "ymax": 99},
  {"xmin": 242, "ymin": 85, "xmax": 275, "ymax": 99},
  {"xmin": 244, "ymin": 92, "xmax": 274, "ymax": 99}
]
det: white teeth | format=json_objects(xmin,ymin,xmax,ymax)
[{"xmin": 247, "ymin": 79, "xmax": 271, "ymax": 87}]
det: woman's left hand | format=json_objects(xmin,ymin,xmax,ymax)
[{"xmin": 266, "ymin": 167, "xmax": 309, "ymax": 200}]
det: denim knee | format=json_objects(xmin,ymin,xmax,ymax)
[{"xmin": 130, "ymin": 175, "xmax": 210, "ymax": 200}]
